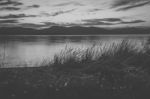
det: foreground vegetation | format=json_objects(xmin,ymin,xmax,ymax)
[{"xmin": 0, "ymin": 40, "xmax": 150, "ymax": 99}]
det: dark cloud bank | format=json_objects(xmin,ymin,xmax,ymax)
[{"xmin": 0, "ymin": 16, "xmax": 148, "ymax": 35}]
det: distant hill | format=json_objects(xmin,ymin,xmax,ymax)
[{"xmin": 0, "ymin": 26, "xmax": 150, "ymax": 35}]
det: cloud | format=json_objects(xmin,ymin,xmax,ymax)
[
  {"xmin": 53, "ymin": 1, "xmax": 84, "ymax": 7},
  {"xmin": 18, "ymin": 23, "xmax": 46, "ymax": 29},
  {"xmin": 117, "ymin": 1, "xmax": 150, "ymax": 11},
  {"xmin": 0, "ymin": 7, "xmax": 20, "ymax": 11},
  {"xmin": 18, "ymin": 22, "xmax": 58, "ymax": 29},
  {"xmin": 39, "ymin": 9, "xmax": 76, "ymax": 17},
  {"xmin": 100, "ymin": 18, "xmax": 122, "ymax": 22},
  {"xmin": 83, "ymin": 19, "xmax": 116, "ymax": 25},
  {"xmin": 0, "ymin": 14, "xmax": 37, "ymax": 19},
  {"xmin": 112, "ymin": 0, "xmax": 149, "ymax": 7},
  {"xmin": 0, "ymin": 0, "xmax": 23, "ymax": 11},
  {"xmin": 88, "ymin": 8, "xmax": 102, "ymax": 12},
  {"xmin": 83, "ymin": 18, "xmax": 122, "ymax": 23},
  {"xmin": 0, "ymin": 0, "xmax": 23, "ymax": 6},
  {"xmin": 50, "ymin": 9, "xmax": 76, "ymax": 16},
  {"xmin": 0, "ymin": 19, "xmax": 18, "ymax": 23},
  {"xmin": 120, "ymin": 20, "xmax": 145, "ymax": 24},
  {"xmin": 84, "ymin": 21, "xmax": 113, "ymax": 25},
  {"xmin": 43, "ymin": 22, "xmax": 58, "ymax": 26},
  {"xmin": 82, "ymin": 18, "xmax": 145, "ymax": 26},
  {"xmin": 27, "ymin": 4, "xmax": 40, "ymax": 8}
]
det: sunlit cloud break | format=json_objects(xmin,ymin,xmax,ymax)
[{"xmin": 0, "ymin": 0, "xmax": 150, "ymax": 29}]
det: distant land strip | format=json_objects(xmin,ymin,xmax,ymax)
[{"xmin": 0, "ymin": 26, "xmax": 150, "ymax": 35}]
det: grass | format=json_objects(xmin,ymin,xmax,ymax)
[
  {"xmin": 50, "ymin": 40, "xmax": 150, "ymax": 98},
  {"xmin": 52, "ymin": 40, "xmax": 145, "ymax": 71},
  {"xmin": 1, "ymin": 39, "xmax": 150, "ymax": 99}
]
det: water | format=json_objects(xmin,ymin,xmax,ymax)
[{"xmin": 0, "ymin": 35, "xmax": 149, "ymax": 68}]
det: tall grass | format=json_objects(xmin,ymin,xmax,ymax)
[
  {"xmin": 50, "ymin": 39, "xmax": 150, "ymax": 92},
  {"xmin": 52, "ymin": 40, "xmax": 146, "ymax": 70}
]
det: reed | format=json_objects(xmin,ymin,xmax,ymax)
[{"xmin": 50, "ymin": 39, "xmax": 150, "ymax": 91}]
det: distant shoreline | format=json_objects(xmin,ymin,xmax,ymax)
[
  {"xmin": 0, "ymin": 26, "xmax": 150, "ymax": 35},
  {"xmin": 0, "ymin": 34, "xmax": 150, "ymax": 36}
]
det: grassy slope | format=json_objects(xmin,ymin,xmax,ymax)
[{"xmin": 1, "ymin": 40, "xmax": 150, "ymax": 99}]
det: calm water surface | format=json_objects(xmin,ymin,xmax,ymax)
[{"xmin": 0, "ymin": 35, "xmax": 149, "ymax": 68}]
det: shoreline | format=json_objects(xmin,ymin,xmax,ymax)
[{"xmin": 0, "ymin": 34, "xmax": 150, "ymax": 36}]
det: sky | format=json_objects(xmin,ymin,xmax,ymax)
[{"xmin": 0, "ymin": 0, "xmax": 150, "ymax": 29}]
